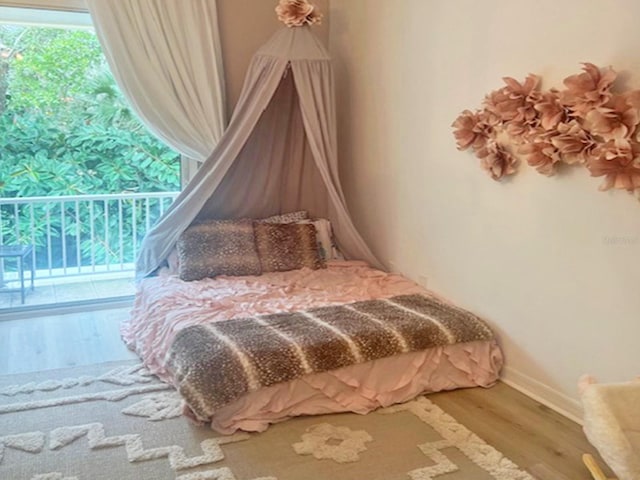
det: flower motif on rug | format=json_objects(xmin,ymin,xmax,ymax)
[{"xmin": 292, "ymin": 423, "xmax": 373, "ymax": 463}]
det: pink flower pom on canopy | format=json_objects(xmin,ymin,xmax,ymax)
[{"xmin": 276, "ymin": 0, "xmax": 322, "ymax": 27}]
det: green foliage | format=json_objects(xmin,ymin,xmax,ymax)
[
  {"xmin": 4, "ymin": 27, "xmax": 101, "ymax": 115},
  {"xmin": 0, "ymin": 25, "xmax": 180, "ymax": 271}
]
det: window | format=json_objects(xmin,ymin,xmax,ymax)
[{"xmin": 0, "ymin": 7, "xmax": 179, "ymax": 310}]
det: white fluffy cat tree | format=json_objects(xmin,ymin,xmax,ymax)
[{"xmin": 579, "ymin": 376, "xmax": 640, "ymax": 480}]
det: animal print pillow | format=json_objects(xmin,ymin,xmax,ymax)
[
  {"xmin": 177, "ymin": 219, "xmax": 262, "ymax": 281},
  {"xmin": 256, "ymin": 210, "xmax": 309, "ymax": 224},
  {"xmin": 253, "ymin": 222, "xmax": 325, "ymax": 273}
]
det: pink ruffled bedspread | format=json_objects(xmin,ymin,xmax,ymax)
[
  {"xmin": 209, "ymin": 341, "xmax": 502, "ymax": 433},
  {"xmin": 123, "ymin": 261, "xmax": 503, "ymax": 433}
]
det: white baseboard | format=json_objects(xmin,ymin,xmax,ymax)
[{"xmin": 501, "ymin": 366, "xmax": 584, "ymax": 425}]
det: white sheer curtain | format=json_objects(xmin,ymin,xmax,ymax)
[{"xmin": 85, "ymin": 0, "xmax": 226, "ymax": 179}]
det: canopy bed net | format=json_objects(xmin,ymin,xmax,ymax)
[
  {"xmin": 136, "ymin": 20, "xmax": 381, "ymax": 278},
  {"xmin": 127, "ymin": 2, "xmax": 503, "ymax": 434}
]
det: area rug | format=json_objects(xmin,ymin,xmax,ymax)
[{"xmin": 0, "ymin": 361, "xmax": 535, "ymax": 480}]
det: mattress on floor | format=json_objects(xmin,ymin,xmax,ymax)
[{"xmin": 124, "ymin": 260, "xmax": 503, "ymax": 433}]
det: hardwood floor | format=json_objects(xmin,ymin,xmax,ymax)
[
  {"xmin": 0, "ymin": 307, "xmax": 138, "ymax": 375},
  {"xmin": 0, "ymin": 308, "xmax": 611, "ymax": 479},
  {"xmin": 429, "ymin": 384, "xmax": 612, "ymax": 480}
]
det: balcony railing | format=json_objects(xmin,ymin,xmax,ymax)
[{"xmin": 0, "ymin": 192, "xmax": 179, "ymax": 281}]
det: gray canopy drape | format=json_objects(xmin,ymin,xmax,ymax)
[{"xmin": 136, "ymin": 25, "xmax": 382, "ymax": 277}]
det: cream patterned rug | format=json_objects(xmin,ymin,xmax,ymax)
[{"xmin": 0, "ymin": 361, "xmax": 535, "ymax": 480}]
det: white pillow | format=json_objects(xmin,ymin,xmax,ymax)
[{"xmin": 298, "ymin": 218, "xmax": 343, "ymax": 261}]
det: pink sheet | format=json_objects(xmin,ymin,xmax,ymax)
[
  {"xmin": 123, "ymin": 261, "xmax": 503, "ymax": 433},
  {"xmin": 124, "ymin": 260, "xmax": 426, "ymax": 380}
]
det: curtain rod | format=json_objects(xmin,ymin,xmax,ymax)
[{"xmin": 0, "ymin": 2, "xmax": 87, "ymax": 13}]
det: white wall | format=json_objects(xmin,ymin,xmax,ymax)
[{"xmin": 329, "ymin": 0, "xmax": 640, "ymax": 420}]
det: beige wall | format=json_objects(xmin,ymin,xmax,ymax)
[
  {"xmin": 217, "ymin": 0, "xmax": 328, "ymax": 117},
  {"xmin": 330, "ymin": 0, "xmax": 640, "ymax": 419}
]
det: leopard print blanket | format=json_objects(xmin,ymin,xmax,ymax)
[{"xmin": 166, "ymin": 294, "xmax": 494, "ymax": 420}]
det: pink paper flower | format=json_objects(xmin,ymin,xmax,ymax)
[
  {"xmin": 518, "ymin": 140, "xmax": 561, "ymax": 176},
  {"xmin": 276, "ymin": 0, "xmax": 322, "ymax": 27},
  {"xmin": 484, "ymin": 74, "xmax": 541, "ymax": 125},
  {"xmin": 550, "ymin": 121, "xmax": 596, "ymax": 165},
  {"xmin": 476, "ymin": 141, "xmax": 518, "ymax": 180},
  {"xmin": 504, "ymin": 119, "xmax": 532, "ymax": 142},
  {"xmin": 587, "ymin": 140, "xmax": 640, "ymax": 191},
  {"xmin": 534, "ymin": 89, "xmax": 567, "ymax": 130},
  {"xmin": 451, "ymin": 109, "xmax": 492, "ymax": 151},
  {"xmin": 453, "ymin": 62, "xmax": 640, "ymax": 196},
  {"xmin": 583, "ymin": 94, "xmax": 640, "ymax": 143},
  {"xmin": 559, "ymin": 63, "xmax": 617, "ymax": 117},
  {"xmin": 624, "ymin": 90, "xmax": 640, "ymax": 109}
]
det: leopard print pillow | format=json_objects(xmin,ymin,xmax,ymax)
[
  {"xmin": 253, "ymin": 222, "xmax": 325, "ymax": 273},
  {"xmin": 256, "ymin": 211, "xmax": 308, "ymax": 224},
  {"xmin": 177, "ymin": 219, "xmax": 261, "ymax": 281}
]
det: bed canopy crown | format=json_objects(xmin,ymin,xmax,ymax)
[{"xmin": 136, "ymin": 19, "xmax": 382, "ymax": 277}]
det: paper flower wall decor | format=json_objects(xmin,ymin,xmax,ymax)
[
  {"xmin": 452, "ymin": 63, "xmax": 640, "ymax": 194},
  {"xmin": 276, "ymin": 0, "xmax": 322, "ymax": 27}
]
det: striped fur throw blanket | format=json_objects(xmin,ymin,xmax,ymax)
[{"xmin": 166, "ymin": 294, "xmax": 494, "ymax": 420}]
